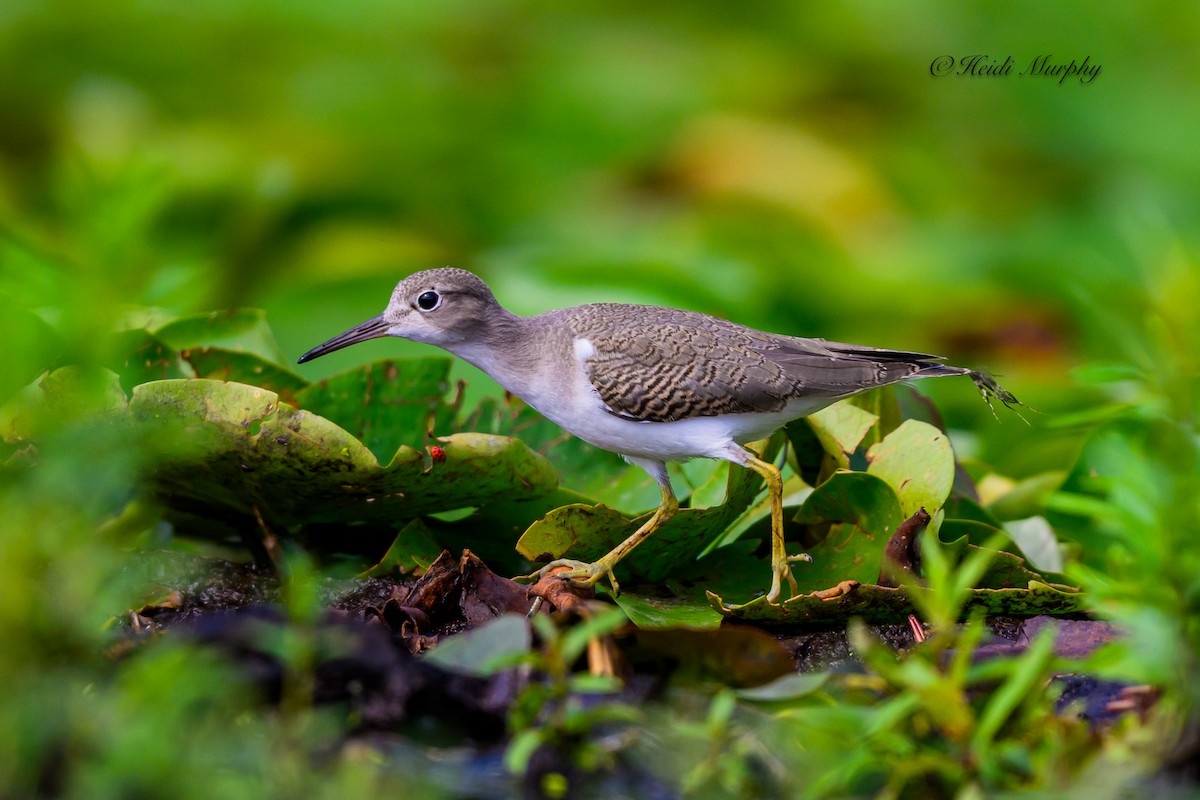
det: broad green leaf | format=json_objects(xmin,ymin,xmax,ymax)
[
  {"xmin": 1003, "ymin": 516, "xmax": 1063, "ymax": 573},
  {"xmin": 962, "ymin": 542, "xmax": 1074, "ymax": 590},
  {"xmin": 793, "ymin": 471, "xmax": 905, "ymax": 590},
  {"xmin": 423, "ymin": 614, "xmax": 532, "ymax": 676},
  {"xmin": 806, "ymin": 400, "xmax": 879, "ymax": 467},
  {"xmin": 294, "ymin": 359, "xmax": 456, "ymax": 463},
  {"xmin": 986, "ymin": 471, "xmax": 1066, "ymax": 521},
  {"xmin": 128, "ymin": 379, "xmax": 556, "ymax": 529},
  {"xmin": 938, "ymin": 520, "xmax": 1076, "ymax": 589},
  {"xmin": 108, "ymin": 329, "xmax": 189, "ymax": 393},
  {"xmin": 784, "ymin": 418, "xmax": 830, "ymax": 486},
  {"xmin": 704, "ymin": 473, "xmax": 810, "ymax": 554},
  {"xmin": 39, "ymin": 366, "xmax": 129, "ymax": 415},
  {"xmin": 936, "ymin": 506, "xmax": 1028, "ymax": 564},
  {"xmin": 2, "ymin": 367, "xmax": 128, "ymax": 443},
  {"xmin": 154, "ymin": 309, "xmax": 286, "ymax": 364},
  {"xmin": 866, "ymin": 419, "xmax": 955, "ymax": 518},
  {"xmin": 457, "ymin": 488, "xmax": 594, "ymax": 545},
  {"xmin": 848, "ymin": 385, "xmax": 902, "ymax": 448},
  {"xmin": 360, "ymin": 518, "xmax": 443, "ymax": 577},
  {"xmin": 942, "ymin": 495, "xmax": 1005, "ymax": 528},
  {"xmin": 736, "ymin": 672, "xmax": 829, "ymax": 702},
  {"xmin": 938, "ymin": 518, "xmax": 1008, "ymax": 549},
  {"xmin": 0, "ymin": 298, "xmax": 60, "ymax": 404},
  {"xmin": 894, "ymin": 384, "xmax": 945, "ymax": 429},
  {"xmin": 680, "ymin": 460, "xmax": 732, "ymax": 510},
  {"xmin": 612, "ymin": 592, "xmax": 723, "ymax": 631},
  {"xmin": 183, "ymin": 348, "xmax": 308, "ymax": 404},
  {"xmin": 445, "ymin": 487, "xmax": 596, "ymax": 572}
]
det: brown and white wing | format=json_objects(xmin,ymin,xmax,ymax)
[
  {"xmin": 578, "ymin": 315, "xmax": 955, "ymax": 424},
  {"xmin": 581, "ymin": 322, "xmax": 799, "ymax": 422}
]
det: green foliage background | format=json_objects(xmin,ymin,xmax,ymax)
[{"xmin": 2, "ymin": 2, "xmax": 1198, "ymax": 797}]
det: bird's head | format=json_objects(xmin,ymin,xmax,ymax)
[{"xmin": 297, "ymin": 267, "xmax": 503, "ymax": 364}]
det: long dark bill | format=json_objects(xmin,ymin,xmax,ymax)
[{"xmin": 297, "ymin": 314, "xmax": 390, "ymax": 364}]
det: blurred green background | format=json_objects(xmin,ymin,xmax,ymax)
[
  {"xmin": 2, "ymin": 2, "xmax": 1199, "ymax": 796},
  {"xmin": 4, "ymin": 2, "xmax": 1196, "ymax": 438}
]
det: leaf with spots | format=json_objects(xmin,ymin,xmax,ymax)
[
  {"xmin": 708, "ymin": 581, "xmax": 1086, "ymax": 625},
  {"xmin": 866, "ymin": 419, "xmax": 955, "ymax": 518},
  {"xmin": 792, "ymin": 471, "xmax": 906, "ymax": 591},
  {"xmin": 128, "ymin": 379, "xmax": 556, "ymax": 530},
  {"xmin": 108, "ymin": 329, "xmax": 189, "ymax": 393},
  {"xmin": 183, "ymin": 348, "xmax": 307, "ymax": 405},
  {"xmin": 153, "ymin": 309, "xmax": 287, "ymax": 364},
  {"xmin": 293, "ymin": 359, "xmax": 457, "ymax": 463},
  {"xmin": 805, "ymin": 399, "xmax": 879, "ymax": 468}
]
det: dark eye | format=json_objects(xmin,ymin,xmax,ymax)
[{"xmin": 416, "ymin": 290, "xmax": 441, "ymax": 311}]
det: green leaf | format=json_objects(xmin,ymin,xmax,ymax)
[
  {"xmin": 939, "ymin": 520, "xmax": 1075, "ymax": 590},
  {"xmin": 848, "ymin": 385, "xmax": 902, "ymax": 447},
  {"xmin": 423, "ymin": 614, "xmax": 532, "ymax": 676},
  {"xmin": 942, "ymin": 495, "xmax": 1005, "ymax": 528},
  {"xmin": 708, "ymin": 581, "xmax": 1085, "ymax": 625},
  {"xmin": 2, "ymin": 367, "xmax": 128, "ymax": 443},
  {"xmin": 866, "ymin": 419, "xmax": 955, "ymax": 518},
  {"xmin": 735, "ymin": 672, "xmax": 829, "ymax": 702},
  {"xmin": 182, "ymin": 348, "xmax": 308, "ymax": 403},
  {"xmin": 793, "ymin": 471, "xmax": 905, "ymax": 590},
  {"xmin": 612, "ymin": 591, "xmax": 723, "ymax": 631},
  {"xmin": 1003, "ymin": 516, "xmax": 1063, "ymax": 573},
  {"xmin": 154, "ymin": 309, "xmax": 286, "ymax": 364},
  {"xmin": 0, "ymin": 297, "xmax": 61, "ymax": 404},
  {"xmin": 359, "ymin": 517, "xmax": 443, "ymax": 577},
  {"xmin": 986, "ymin": 471, "xmax": 1066, "ymax": 521},
  {"xmin": 108, "ymin": 329, "xmax": 189, "ymax": 393},
  {"xmin": 294, "ymin": 359, "xmax": 456, "ymax": 463},
  {"xmin": 806, "ymin": 400, "xmax": 879, "ymax": 467},
  {"xmin": 128, "ymin": 379, "xmax": 557, "ymax": 530},
  {"xmin": 964, "ymin": 544, "xmax": 1074, "ymax": 591},
  {"xmin": 938, "ymin": 518, "xmax": 1009, "ymax": 549}
]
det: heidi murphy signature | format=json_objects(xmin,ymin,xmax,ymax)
[{"xmin": 930, "ymin": 55, "xmax": 1102, "ymax": 85}]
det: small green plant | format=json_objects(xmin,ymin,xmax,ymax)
[{"xmin": 503, "ymin": 608, "xmax": 640, "ymax": 794}]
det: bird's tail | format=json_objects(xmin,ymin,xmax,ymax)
[
  {"xmin": 914, "ymin": 363, "xmax": 1025, "ymax": 421},
  {"xmin": 968, "ymin": 369, "xmax": 1027, "ymax": 421},
  {"xmin": 821, "ymin": 342, "xmax": 1026, "ymax": 421}
]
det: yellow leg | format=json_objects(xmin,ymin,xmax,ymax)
[
  {"xmin": 741, "ymin": 452, "xmax": 811, "ymax": 605},
  {"xmin": 528, "ymin": 480, "xmax": 679, "ymax": 596}
]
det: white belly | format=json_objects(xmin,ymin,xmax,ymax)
[{"xmin": 535, "ymin": 391, "xmax": 831, "ymax": 461}]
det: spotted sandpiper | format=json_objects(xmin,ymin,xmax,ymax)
[{"xmin": 298, "ymin": 268, "xmax": 1018, "ymax": 604}]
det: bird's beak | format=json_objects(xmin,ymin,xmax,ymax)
[{"xmin": 297, "ymin": 314, "xmax": 390, "ymax": 364}]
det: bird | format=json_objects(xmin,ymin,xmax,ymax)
[{"xmin": 298, "ymin": 267, "xmax": 1018, "ymax": 604}]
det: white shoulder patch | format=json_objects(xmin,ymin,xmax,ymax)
[{"xmin": 573, "ymin": 337, "xmax": 596, "ymax": 363}]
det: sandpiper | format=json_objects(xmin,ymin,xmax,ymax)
[{"xmin": 299, "ymin": 268, "xmax": 1018, "ymax": 603}]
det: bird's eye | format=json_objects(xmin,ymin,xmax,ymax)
[{"xmin": 416, "ymin": 290, "xmax": 441, "ymax": 311}]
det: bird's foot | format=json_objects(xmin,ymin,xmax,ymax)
[
  {"xmin": 765, "ymin": 552, "xmax": 813, "ymax": 606},
  {"xmin": 519, "ymin": 558, "xmax": 620, "ymax": 596}
]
